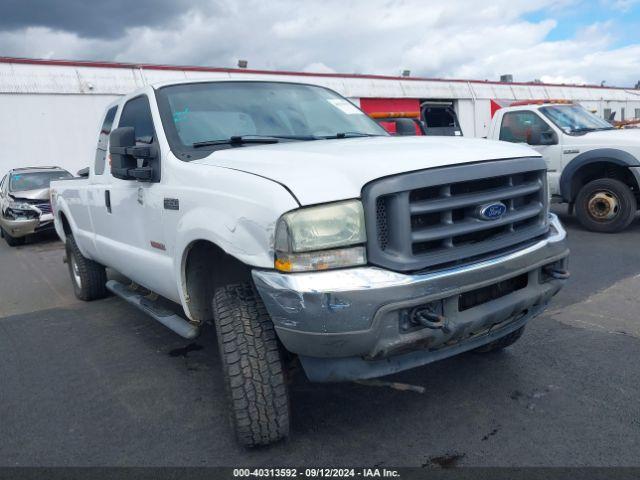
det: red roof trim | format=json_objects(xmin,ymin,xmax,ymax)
[{"xmin": 0, "ymin": 56, "xmax": 634, "ymax": 91}]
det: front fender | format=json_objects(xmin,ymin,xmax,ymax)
[
  {"xmin": 175, "ymin": 206, "xmax": 280, "ymax": 268},
  {"xmin": 173, "ymin": 194, "xmax": 298, "ymax": 320},
  {"xmin": 560, "ymin": 148, "xmax": 640, "ymax": 201}
]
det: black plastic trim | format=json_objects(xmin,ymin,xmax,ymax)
[{"xmin": 559, "ymin": 148, "xmax": 640, "ymax": 201}]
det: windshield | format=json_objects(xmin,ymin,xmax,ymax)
[
  {"xmin": 539, "ymin": 104, "xmax": 614, "ymax": 134},
  {"xmin": 9, "ymin": 170, "xmax": 72, "ymax": 192},
  {"xmin": 156, "ymin": 81, "xmax": 387, "ymax": 159}
]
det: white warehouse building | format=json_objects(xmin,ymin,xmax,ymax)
[{"xmin": 1, "ymin": 56, "xmax": 640, "ymax": 175}]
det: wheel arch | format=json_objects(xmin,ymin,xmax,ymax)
[
  {"xmin": 172, "ymin": 205, "xmax": 280, "ymax": 322},
  {"xmin": 179, "ymin": 238, "xmax": 254, "ymax": 324},
  {"xmin": 54, "ymin": 199, "xmax": 77, "ymax": 243},
  {"xmin": 59, "ymin": 211, "xmax": 72, "ymax": 236},
  {"xmin": 560, "ymin": 148, "xmax": 640, "ymax": 202}
]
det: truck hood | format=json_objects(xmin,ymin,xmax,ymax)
[
  {"xmin": 9, "ymin": 187, "xmax": 50, "ymax": 201},
  {"xmin": 193, "ymin": 136, "xmax": 539, "ymax": 205},
  {"xmin": 567, "ymin": 128, "xmax": 640, "ymax": 146}
]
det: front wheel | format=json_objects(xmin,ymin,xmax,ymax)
[
  {"xmin": 65, "ymin": 235, "xmax": 108, "ymax": 301},
  {"xmin": 1, "ymin": 227, "xmax": 26, "ymax": 247},
  {"xmin": 212, "ymin": 283, "xmax": 290, "ymax": 447},
  {"xmin": 575, "ymin": 178, "xmax": 637, "ymax": 233}
]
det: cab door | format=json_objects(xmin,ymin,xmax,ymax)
[
  {"xmin": 95, "ymin": 95, "xmax": 171, "ymax": 297},
  {"xmin": 498, "ymin": 110, "xmax": 562, "ymax": 195},
  {"xmin": 86, "ymin": 105, "xmax": 118, "ymax": 260}
]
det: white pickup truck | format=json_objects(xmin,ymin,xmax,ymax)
[
  {"xmin": 488, "ymin": 101, "xmax": 640, "ymax": 232},
  {"xmin": 51, "ymin": 79, "xmax": 569, "ymax": 447}
]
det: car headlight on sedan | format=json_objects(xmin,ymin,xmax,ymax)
[
  {"xmin": 274, "ymin": 199, "xmax": 367, "ymax": 272},
  {"xmin": 5, "ymin": 201, "xmax": 37, "ymax": 220}
]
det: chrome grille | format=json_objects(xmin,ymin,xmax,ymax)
[
  {"xmin": 363, "ymin": 157, "xmax": 549, "ymax": 272},
  {"xmin": 36, "ymin": 202, "xmax": 52, "ymax": 214}
]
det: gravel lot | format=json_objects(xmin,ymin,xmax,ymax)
[{"xmin": 1, "ymin": 206, "xmax": 639, "ymax": 467}]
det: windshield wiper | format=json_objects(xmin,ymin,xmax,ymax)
[
  {"xmin": 320, "ymin": 132, "xmax": 383, "ymax": 139},
  {"xmin": 570, "ymin": 126, "xmax": 614, "ymax": 134},
  {"xmin": 192, "ymin": 134, "xmax": 317, "ymax": 148},
  {"xmin": 570, "ymin": 127, "xmax": 596, "ymax": 133},
  {"xmin": 193, "ymin": 136, "xmax": 280, "ymax": 148}
]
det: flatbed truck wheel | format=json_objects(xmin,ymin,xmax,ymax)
[
  {"xmin": 65, "ymin": 235, "xmax": 108, "ymax": 301},
  {"xmin": 212, "ymin": 283, "xmax": 290, "ymax": 447},
  {"xmin": 575, "ymin": 178, "xmax": 637, "ymax": 233}
]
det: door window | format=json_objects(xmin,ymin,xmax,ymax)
[
  {"xmin": 94, "ymin": 106, "xmax": 118, "ymax": 175},
  {"xmin": 118, "ymin": 95, "xmax": 155, "ymax": 143},
  {"xmin": 499, "ymin": 111, "xmax": 553, "ymax": 144}
]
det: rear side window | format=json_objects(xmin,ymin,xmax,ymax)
[
  {"xmin": 94, "ymin": 106, "xmax": 118, "ymax": 175},
  {"xmin": 499, "ymin": 111, "xmax": 552, "ymax": 143},
  {"xmin": 118, "ymin": 95, "xmax": 155, "ymax": 143}
]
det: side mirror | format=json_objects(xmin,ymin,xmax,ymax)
[
  {"xmin": 540, "ymin": 130, "xmax": 558, "ymax": 145},
  {"xmin": 109, "ymin": 127, "xmax": 136, "ymax": 180},
  {"xmin": 77, "ymin": 167, "xmax": 90, "ymax": 178},
  {"xmin": 109, "ymin": 127, "xmax": 155, "ymax": 181},
  {"xmin": 527, "ymin": 126, "xmax": 557, "ymax": 146},
  {"xmin": 527, "ymin": 125, "xmax": 542, "ymax": 145}
]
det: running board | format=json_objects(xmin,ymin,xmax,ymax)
[{"xmin": 106, "ymin": 280, "xmax": 199, "ymax": 339}]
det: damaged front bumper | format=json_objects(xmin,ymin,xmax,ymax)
[
  {"xmin": 1, "ymin": 213, "xmax": 54, "ymax": 238},
  {"xmin": 252, "ymin": 213, "xmax": 569, "ymax": 382}
]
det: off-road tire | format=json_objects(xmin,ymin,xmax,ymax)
[
  {"xmin": 474, "ymin": 326, "xmax": 525, "ymax": 353},
  {"xmin": 575, "ymin": 178, "xmax": 637, "ymax": 233},
  {"xmin": 2, "ymin": 227, "xmax": 26, "ymax": 246},
  {"xmin": 65, "ymin": 235, "xmax": 107, "ymax": 301},
  {"xmin": 212, "ymin": 283, "xmax": 290, "ymax": 447}
]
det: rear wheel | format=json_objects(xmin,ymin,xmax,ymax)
[
  {"xmin": 65, "ymin": 235, "xmax": 108, "ymax": 301},
  {"xmin": 1, "ymin": 227, "xmax": 26, "ymax": 247},
  {"xmin": 575, "ymin": 178, "xmax": 636, "ymax": 233},
  {"xmin": 474, "ymin": 326, "xmax": 525, "ymax": 353},
  {"xmin": 212, "ymin": 283, "xmax": 290, "ymax": 447}
]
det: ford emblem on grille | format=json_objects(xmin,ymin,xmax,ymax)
[{"xmin": 477, "ymin": 202, "xmax": 507, "ymax": 220}]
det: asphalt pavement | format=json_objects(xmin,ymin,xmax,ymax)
[{"xmin": 0, "ymin": 208, "xmax": 639, "ymax": 467}]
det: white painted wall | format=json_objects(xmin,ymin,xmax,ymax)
[
  {"xmin": 2, "ymin": 60, "xmax": 640, "ymax": 175},
  {"xmin": 0, "ymin": 93, "xmax": 119, "ymax": 174},
  {"xmin": 455, "ymin": 99, "xmax": 475, "ymax": 137}
]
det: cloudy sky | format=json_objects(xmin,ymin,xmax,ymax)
[{"xmin": 0, "ymin": 0, "xmax": 639, "ymax": 86}]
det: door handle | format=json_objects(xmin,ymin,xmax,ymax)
[{"xmin": 105, "ymin": 190, "xmax": 111, "ymax": 213}]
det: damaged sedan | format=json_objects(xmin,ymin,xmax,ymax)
[{"xmin": 0, "ymin": 167, "xmax": 72, "ymax": 246}]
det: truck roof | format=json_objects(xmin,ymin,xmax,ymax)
[
  {"xmin": 149, "ymin": 77, "xmax": 333, "ymax": 90},
  {"xmin": 106, "ymin": 78, "xmax": 340, "ymax": 107},
  {"xmin": 509, "ymin": 99, "xmax": 573, "ymax": 107}
]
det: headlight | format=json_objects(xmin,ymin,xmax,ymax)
[
  {"xmin": 5, "ymin": 201, "xmax": 37, "ymax": 220},
  {"xmin": 8, "ymin": 201, "xmax": 32, "ymax": 211},
  {"xmin": 274, "ymin": 199, "xmax": 367, "ymax": 272}
]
